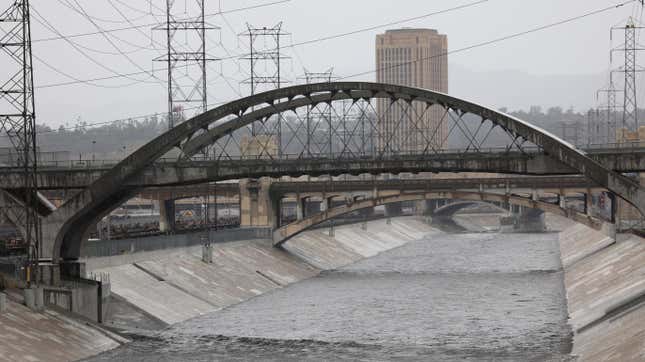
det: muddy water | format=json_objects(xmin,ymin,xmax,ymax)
[{"xmin": 88, "ymin": 232, "xmax": 572, "ymax": 361}]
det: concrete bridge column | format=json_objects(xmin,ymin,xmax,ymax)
[
  {"xmin": 158, "ymin": 200, "xmax": 176, "ymax": 233},
  {"xmin": 321, "ymin": 194, "xmax": 329, "ymax": 212},
  {"xmin": 608, "ymin": 193, "xmax": 618, "ymax": 224},
  {"xmin": 239, "ymin": 178, "xmax": 277, "ymax": 228},
  {"xmin": 584, "ymin": 190, "xmax": 593, "ymax": 217},
  {"xmin": 296, "ymin": 196, "xmax": 306, "ymax": 221},
  {"xmin": 558, "ymin": 193, "xmax": 566, "ymax": 209}
]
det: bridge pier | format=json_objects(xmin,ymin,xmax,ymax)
[
  {"xmin": 240, "ymin": 178, "xmax": 278, "ymax": 228},
  {"xmin": 158, "ymin": 199, "xmax": 176, "ymax": 233},
  {"xmin": 558, "ymin": 194, "xmax": 566, "ymax": 209},
  {"xmin": 584, "ymin": 191, "xmax": 593, "ymax": 217}
]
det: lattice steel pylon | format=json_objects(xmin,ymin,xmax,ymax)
[
  {"xmin": 154, "ymin": 0, "xmax": 219, "ymax": 130},
  {"xmin": 0, "ymin": 0, "xmax": 39, "ymax": 280},
  {"xmin": 299, "ymin": 68, "xmax": 336, "ymax": 157},
  {"xmin": 611, "ymin": 17, "xmax": 645, "ymax": 136},
  {"xmin": 238, "ymin": 23, "xmax": 290, "ymax": 156},
  {"xmin": 596, "ymin": 74, "xmax": 623, "ymax": 144}
]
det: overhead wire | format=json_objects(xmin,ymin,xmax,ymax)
[
  {"xmin": 57, "ymin": 0, "xmax": 161, "ymax": 52},
  {"xmin": 25, "ymin": 0, "xmax": 635, "ymax": 132},
  {"xmin": 340, "ymin": 0, "xmax": 638, "ymax": 80},
  {"xmin": 32, "ymin": 0, "xmax": 292, "ymax": 43},
  {"xmin": 35, "ymin": 0, "xmax": 489, "ymax": 89},
  {"xmin": 31, "ymin": 6, "xmax": 158, "ymax": 85},
  {"xmin": 64, "ymin": 0, "xmax": 164, "ymax": 82}
]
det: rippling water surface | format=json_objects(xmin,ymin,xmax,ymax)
[{"xmin": 88, "ymin": 231, "xmax": 573, "ymax": 361}]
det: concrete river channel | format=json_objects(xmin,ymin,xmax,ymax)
[{"xmin": 87, "ymin": 224, "xmax": 573, "ymax": 361}]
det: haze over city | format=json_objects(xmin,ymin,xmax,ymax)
[{"xmin": 30, "ymin": 0, "xmax": 643, "ymax": 127}]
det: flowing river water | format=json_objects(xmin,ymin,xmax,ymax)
[{"xmin": 87, "ymin": 230, "xmax": 573, "ymax": 361}]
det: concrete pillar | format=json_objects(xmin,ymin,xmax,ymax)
[
  {"xmin": 202, "ymin": 243, "xmax": 213, "ymax": 264},
  {"xmin": 531, "ymin": 189, "xmax": 539, "ymax": 202},
  {"xmin": 609, "ymin": 193, "xmax": 617, "ymax": 223},
  {"xmin": 24, "ymin": 287, "xmax": 44, "ymax": 311},
  {"xmin": 321, "ymin": 196, "xmax": 329, "ymax": 212},
  {"xmin": 240, "ymin": 178, "xmax": 277, "ymax": 228},
  {"xmin": 0, "ymin": 292, "xmax": 6, "ymax": 314},
  {"xmin": 584, "ymin": 192, "xmax": 593, "ymax": 216},
  {"xmin": 158, "ymin": 199, "xmax": 176, "ymax": 233},
  {"xmin": 558, "ymin": 194, "xmax": 566, "ymax": 209},
  {"xmin": 296, "ymin": 196, "xmax": 305, "ymax": 221}
]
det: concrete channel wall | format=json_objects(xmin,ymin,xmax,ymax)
[
  {"xmin": 86, "ymin": 217, "xmax": 439, "ymax": 327},
  {"xmin": 556, "ymin": 219, "xmax": 645, "ymax": 361},
  {"xmin": 0, "ymin": 217, "xmax": 437, "ymax": 361}
]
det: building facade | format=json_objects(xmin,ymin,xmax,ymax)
[{"xmin": 375, "ymin": 28, "xmax": 448, "ymax": 152}]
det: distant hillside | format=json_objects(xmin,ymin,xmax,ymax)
[{"xmin": 449, "ymin": 63, "xmax": 606, "ymax": 112}]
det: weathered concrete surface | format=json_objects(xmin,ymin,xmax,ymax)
[
  {"xmin": 87, "ymin": 217, "xmax": 437, "ymax": 328},
  {"xmin": 0, "ymin": 296, "xmax": 123, "ymax": 362},
  {"xmin": 274, "ymin": 191, "xmax": 606, "ymax": 247},
  {"xmin": 282, "ymin": 217, "xmax": 440, "ymax": 269},
  {"xmin": 89, "ymin": 263, "xmax": 217, "ymax": 325},
  {"xmin": 556, "ymin": 219, "xmax": 645, "ymax": 361}
]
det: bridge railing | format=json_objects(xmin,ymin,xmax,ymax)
[{"xmin": 1, "ymin": 142, "xmax": 644, "ymax": 171}]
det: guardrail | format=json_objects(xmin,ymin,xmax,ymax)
[
  {"xmin": 1, "ymin": 142, "xmax": 644, "ymax": 170},
  {"xmin": 80, "ymin": 227, "xmax": 272, "ymax": 258}
]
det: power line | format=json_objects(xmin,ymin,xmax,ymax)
[
  {"xmin": 63, "ymin": 0, "xmax": 162, "ymax": 82},
  {"xmin": 31, "ymin": 0, "xmax": 292, "ymax": 43},
  {"xmin": 30, "ymin": 6, "xmax": 158, "ymax": 85},
  {"xmin": 27, "ymin": 0, "xmax": 635, "ymax": 132},
  {"xmin": 341, "ymin": 0, "xmax": 638, "ymax": 80},
  {"xmin": 34, "ymin": 0, "xmax": 489, "ymax": 89}
]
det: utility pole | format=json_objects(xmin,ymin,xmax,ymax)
[
  {"xmin": 154, "ymin": 0, "xmax": 219, "ymax": 130},
  {"xmin": 0, "ymin": 0, "xmax": 40, "ymax": 283}
]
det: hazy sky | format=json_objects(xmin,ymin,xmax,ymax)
[{"xmin": 24, "ymin": 0, "xmax": 644, "ymax": 128}]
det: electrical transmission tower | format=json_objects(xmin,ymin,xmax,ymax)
[
  {"xmin": 0, "ymin": 0, "xmax": 39, "ymax": 280},
  {"xmin": 611, "ymin": 17, "xmax": 645, "ymax": 138},
  {"xmin": 240, "ymin": 23, "xmax": 290, "ymax": 95},
  {"xmin": 299, "ymin": 68, "xmax": 336, "ymax": 157},
  {"xmin": 154, "ymin": 0, "xmax": 219, "ymax": 130},
  {"xmin": 596, "ymin": 74, "xmax": 623, "ymax": 144},
  {"xmin": 239, "ymin": 23, "xmax": 290, "ymax": 157}
]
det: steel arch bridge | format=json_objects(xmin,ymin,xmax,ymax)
[{"xmin": 37, "ymin": 82, "xmax": 644, "ymax": 263}]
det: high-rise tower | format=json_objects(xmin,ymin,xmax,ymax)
[{"xmin": 375, "ymin": 28, "xmax": 448, "ymax": 152}]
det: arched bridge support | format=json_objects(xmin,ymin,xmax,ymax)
[
  {"xmin": 38, "ymin": 81, "xmax": 642, "ymax": 264},
  {"xmin": 272, "ymin": 191, "xmax": 613, "ymax": 247}
]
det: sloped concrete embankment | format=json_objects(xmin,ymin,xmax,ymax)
[
  {"xmin": 0, "ymin": 292, "xmax": 125, "ymax": 362},
  {"xmin": 0, "ymin": 217, "xmax": 437, "ymax": 362},
  {"xmin": 87, "ymin": 217, "xmax": 439, "ymax": 328},
  {"xmin": 557, "ymin": 221, "xmax": 645, "ymax": 361}
]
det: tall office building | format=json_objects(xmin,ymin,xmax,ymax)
[{"xmin": 376, "ymin": 28, "xmax": 448, "ymax": 152}]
